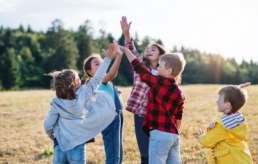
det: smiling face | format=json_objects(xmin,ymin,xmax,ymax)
[
  {"xmin": 144, "ymin": 45, "xmax": 160, "ymax": 62},
  {"xmin": 87, "ymin": 57, "xmax": 103, "ymax": 77}
]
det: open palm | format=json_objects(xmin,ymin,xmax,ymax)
[
  {"xmin": 101, "ymin": 44, "xmax": 116, "ymax": 59},
  {"xmin": 120, "ymin": 16, "xmax": 132, "ymax": 33},
  {"xmin": 113, "ymin": 40, "xmax": 123, "ymax": 56}
]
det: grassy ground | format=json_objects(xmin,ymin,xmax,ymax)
[{"xmin": 0, "ymin": 85, "xmax": 257, "ymax": 163}]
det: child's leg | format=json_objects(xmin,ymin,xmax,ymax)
[
  {"xmin": 166, "ymin": 135, "xmax": 181, "ymax": 164},
  {"xmin": 66, "ymin": 143, "xmax": 86, "ymax": 164},
  {"xmin": 134, "ymin": 114, "xmax": 149, "ymax": 164},
  {"xmin": 52, "ymin": 145, "xmax": 68, "ymax": 164},
  {"xmin": 101, "ymin": 114, "xmax": 123, "ymax": 164},
  {"xmin": 149, "ymin": 130, "xmax": 178, "ymax": 164}
]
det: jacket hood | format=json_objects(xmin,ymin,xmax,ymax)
[
  {"xmin": 216, "ymin": 112, "xmax": 247, "ymax": 141},
  {"xmin": 51, "ymin": 86, "xmax": 87, "ymax": 117}
]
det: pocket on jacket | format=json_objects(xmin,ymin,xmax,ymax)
[{"xmin": 214, "ymin": 148, "xmax": 234, "ymax": 163}]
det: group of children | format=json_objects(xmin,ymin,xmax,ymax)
[{"xmin": 44, "ymin": 16, "xmax": 253, "ymax": 164}]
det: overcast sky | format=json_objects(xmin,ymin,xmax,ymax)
[{"xmin": 1, "ymin": 0, "xmax": 257, "ymax": 63}]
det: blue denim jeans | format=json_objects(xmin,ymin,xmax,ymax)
[
  {"xmin": 102, "ymin": 113, "xmax": 124, "ymax": 164},
  {"xmin": 149, "ymin": 130, "xmax": 181, "ymax": 164},
  {"xmin": 101, "ymin": 86, "xmax": 124, "ymax": 164},
  {"xmin": 134, "ymin": 114, "xmax": 149, "ymax": 164},
  {"xmin": 52, "ymin": 143, "xmax": 86, "ymax": 164}
]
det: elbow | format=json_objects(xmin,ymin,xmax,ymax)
[{"xmin": 109, "ymin": 73, "xmax": 117, "ymax": 80}]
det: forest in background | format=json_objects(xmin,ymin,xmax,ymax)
[{"xmin": 0, "ymin": 19, "xmax": 257, "ymax": 91}]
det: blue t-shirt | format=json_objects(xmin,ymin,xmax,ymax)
[{"xmin": 97, "ymin": 82, "xmax": 115, "ymax": 100}]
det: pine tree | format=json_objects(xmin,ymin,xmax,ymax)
[
  {"xmin": 76, "ymin": 21, "xmax": 92, "ymax": 70},
  {"xmin": 156, "ymin": 39, "xmax": 163, "ymax": 46},
  {"xmin": 3, "ymin": 29, "xmax": 15, "ymax": 48},
  {"xmin": 19, "ymin": 24, "xmax": 25, "ymax": 33},
  {"xmin": 43, "ymin": 19, "xmax": 79, "ymax": 72},
  {"xmin": 0, "ymin": 48, "xmax": 20, "ymax": 90},
  {"xmin": 27, "ymin": 25, "xmax": 33, "ymax": 33}
]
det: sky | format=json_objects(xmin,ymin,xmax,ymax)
[{"xmin": 0, "ymin": 0, "xmax": 258, "ymax": 63}]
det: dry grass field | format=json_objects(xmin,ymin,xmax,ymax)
[{"xmin": 0, "ymin": 85, "xmax": 257, "ymax": 164}]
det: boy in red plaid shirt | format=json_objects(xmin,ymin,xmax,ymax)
[{"xmin": 113, "ymin": 40, "xmax": 186, "ymax": 164}]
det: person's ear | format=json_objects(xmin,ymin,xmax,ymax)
[
  {"xmin": 167, "ymin": 68, "xmax": 172, "ymax": 75},
  {"xmin": 226, "ymin": 102, "xmax": 232, "ymax": 109}
]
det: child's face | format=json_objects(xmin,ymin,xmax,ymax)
[
  {"xmin": 87, "ymin": 57, "xmax": 103, "ymax": 77},
  {"xmin": 74, "ymin": 73, "xmax": 81, "ymax": 90},
  {"xmin": 157, "ymin": 60, "xmax": 172, "ymax": 78},
  {"xmin": 216, "ymin": 94, "xmax": 231, "ymax": 113},
  {"xmin": 144, "ymin": 46, "xmax": 160, "ymax": 63}
]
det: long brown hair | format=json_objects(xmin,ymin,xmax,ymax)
[
  {"xmin": 83, "ymin": 54, "xmax": 102, "ymax": 84},
  {"xmin": 142, "ymin": 43, "xmax": 168, "ymax": 69},
  {"xmin": 47, "ymin": 69, "xmax": 78, "ymax": 100}
]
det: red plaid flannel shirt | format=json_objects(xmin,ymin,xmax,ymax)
[
  {"xmin": 131, "ymin": 58, "xmax": 185, "ymax": 135},
  {"xmin": 125, "ymin": 39, "xmax": 151, "ymax": 117}
]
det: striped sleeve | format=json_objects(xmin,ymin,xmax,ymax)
[{"xmin": 125, "ymin": 38, "xmax": 140, "ymax": 59}]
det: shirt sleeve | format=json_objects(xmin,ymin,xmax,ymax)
[
  {"xmin": 131, "ymin": 58, "xmax": 159, "ymax": 88},
  {"xmin": 125, "ymin": 38, "xmax": 140, "ymax": 59},
  {"xmin": 198, "ymin": 124, "xmax": 227, "ymax": 148},
  {"xmin": 44, "ymin": 105, "xmax": 59, "ymax": 140},
  {"xmin": 175, "ymin": 102, "xmax": 184, "ymax": 120}
]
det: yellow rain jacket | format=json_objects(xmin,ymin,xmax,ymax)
[{"xmin": 198, "ymin": 114, "xmax": 253, "ymax": 164}]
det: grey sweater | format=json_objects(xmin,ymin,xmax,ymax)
[{"xmin": 44, "ymin": 57, "xmax": 117, "ymax": 151}]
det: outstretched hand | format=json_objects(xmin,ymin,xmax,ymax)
[
  {"xmin": 239, "ymin": 82, "xmax": 251, "ymax": 88},
  {"xmin": 194, "ymin": 129, "xmax": 205, "ymax": 138},
  {"xmin": 120, "ymin": 16, "xmax": 132, "ymax": 34},
  {"xmin": 101, "ymin": 44, "xmax": 116, "ymax": 59},
  {"xmin": 113, "ymin": 40, "xmax": 124, "ymax": 56}
]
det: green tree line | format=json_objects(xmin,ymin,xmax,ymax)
[{"xmin": 0, "ymin": 19, "xmax": 257, "ymax": 90}]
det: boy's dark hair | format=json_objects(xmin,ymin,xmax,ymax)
[
  {"xmin": 47, "ymin": 69, "xmax": 78, "ymax": 100},
  {"xmin": 142, "ymin": 43, "xmax": 168, "ymax": 69},
  {"xmin": 218, "ymin": 85, "xmax": 248, "ymax": 113}
]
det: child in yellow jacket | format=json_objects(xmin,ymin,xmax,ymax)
[{"xmin": 195, "ymin": 85, "xmax": 253, "ymax": 164}]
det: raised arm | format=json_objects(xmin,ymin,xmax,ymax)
[
  {"xmin": 84, "ymin": 45, "xmax": 115, "ymax": 96},
  {"xmin": 239, "ymin": 82, "xmax": 251, "ymax": 88},
  {"xmin": 102, "ymin": 44, "xmax": 122, "ymax": 83},
  {"xmin": 113, "ymin": 40, "xmax": 158, "ymax": 88},
  {"xmin": 120, "ymin": 16, "xmax": 140, "ymax": 59},
  {"xmin": 197, "ymin": 127, "xmax": 227, "ymax": 148},
  {"xmin": 120, "ymin": 16, "xmax": 132, "ymax": 42}
]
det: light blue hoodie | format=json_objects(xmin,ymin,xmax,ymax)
[{"xmin": 44, "ymin": 57, "xmax": 117, "ymax": 151}]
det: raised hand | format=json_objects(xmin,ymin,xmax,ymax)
[
  {"xmin": 101, "ymin": 44, "xmax": 116, "ymax": 59},
  {"xmin": 239, "ymin": 82, "xmax": 251, "ymax": 88},
  {"xmin": 113, "ymin": 40, "xmax": 123, "ymax": 56},
  {"xmin": 120, "ymin": 16, "xmax": 132, "ymax": 34}
]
